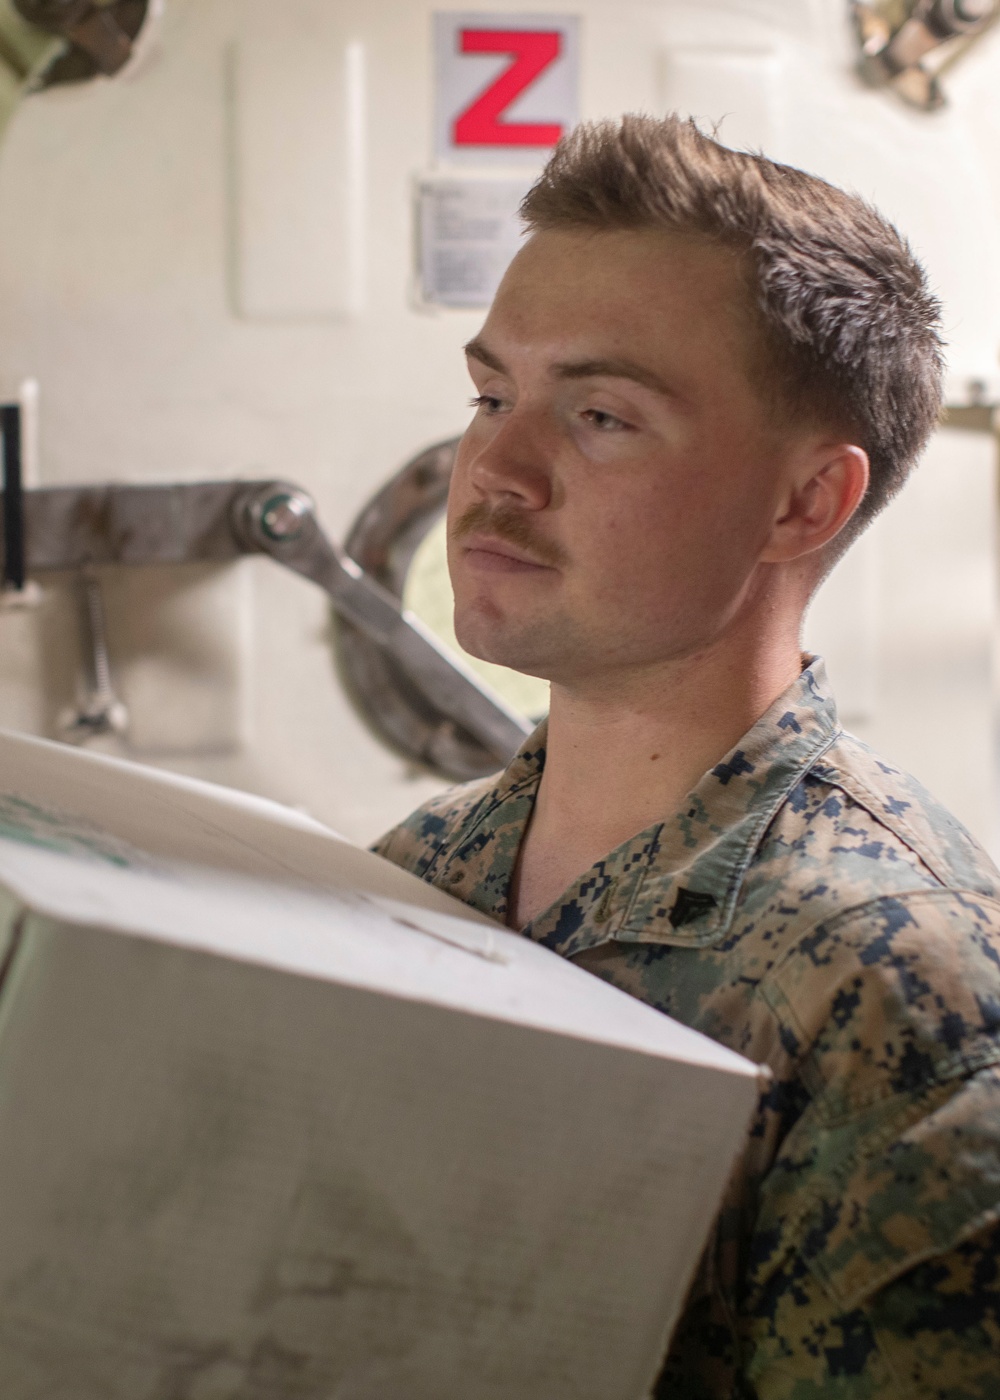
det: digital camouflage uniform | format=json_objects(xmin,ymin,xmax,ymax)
[{"xmin": 372, "ymin": 658, "xmax": 1000, "ymax": 1400}]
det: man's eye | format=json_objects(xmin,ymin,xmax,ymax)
[
  {"xmin": 469, "ymin": 394, "xmax": 504, "ymax": 413},
  {"xmin": 582, "ymin": 408, "xmax": 629, "ymax": 431}
]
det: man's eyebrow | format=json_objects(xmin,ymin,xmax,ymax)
[
  {"xmin": 552, "ymin": 358, "xmax": 673, "ymax": 396},
  {"xmin": 464, "ymin": 340, "xmax": 679, "ymax": 401},
  {"xmin": 463, "ymin": 338, "xmax": 506, "ymax": 373}
]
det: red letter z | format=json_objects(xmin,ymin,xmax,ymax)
[{"xmin": 454, "ymin": 30, "xmax": 563, "ymax": 147}]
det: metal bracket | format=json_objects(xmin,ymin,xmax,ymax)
[
  {"xmin": 0, "ymin": 479, "xmax": 532, "ymax": 768},
  {"xmin": 59, "ymin": 567, "xmax": 129, "ymax": 740},
  {"xmin": 853, "ymin": 0, "xmax": 999, "ymax": 109}
]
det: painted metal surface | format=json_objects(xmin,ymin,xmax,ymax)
[{"xmin": 0, "ymin": 0, "xmax": 993, "ymax": 849}]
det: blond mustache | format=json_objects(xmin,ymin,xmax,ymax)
[{"xmin": 451, "ymin": 502, "xmax": 567, "ymax": 568}]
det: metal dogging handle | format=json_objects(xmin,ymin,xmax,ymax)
[{"xmin": 233, "ymin": 482, "xmax": 532, "ymax": 766}]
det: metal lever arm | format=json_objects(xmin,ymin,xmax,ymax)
[
  {"xmin": 232, "ymin": 483, "xmax": 532, "ymax": 764},
  {"xmin": 0, "ymin": 479, "xmax": 533, "ymax": 767}
]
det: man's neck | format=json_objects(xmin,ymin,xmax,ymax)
[{"xmin": 506, "ymin": 629, "xmax": 804, "ymax": 930}]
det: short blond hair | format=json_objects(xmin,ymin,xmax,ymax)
[{"xmin": 521, "ymin": 115, "xmax": 943, "ymax": 538}]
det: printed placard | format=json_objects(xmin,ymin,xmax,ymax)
[{"xmin": 418, "ymin": 176, "xmax": 531, "ymax": 307}]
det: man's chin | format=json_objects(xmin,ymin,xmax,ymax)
[{"xmin": 453, "ymin": 617, "xmax": 556, "ymax": 681}]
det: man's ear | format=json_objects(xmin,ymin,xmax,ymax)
[{"xmin": 761, "ymin": 444, "xmax": 870, "ymax": 563}]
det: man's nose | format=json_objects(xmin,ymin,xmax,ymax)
[{"xmin": 466, "ymin": 406, "xmax": 553, "ymax": 510}]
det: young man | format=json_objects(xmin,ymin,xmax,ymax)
[{"xmin": 374, "ymin": 116, "xmax": 1000, "ymax": 1398}]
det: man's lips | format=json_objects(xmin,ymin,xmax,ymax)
[{"xmin": 458, "ymin": 532, "xmax": 558, "ymax": 573}]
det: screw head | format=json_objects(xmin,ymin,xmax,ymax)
[
  {"xmin": 257, "ymin": 490, "xmax": 313, "ymax": 542},
  {"xmin": 938, "ymin": 0, "xmax": 996, "ymax": 29},
  {"xmin": 955, "ymin": 0, "xmax": 996, "ymax": 20}
]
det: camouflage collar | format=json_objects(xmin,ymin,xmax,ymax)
[
  {"xmin": 441, "ymin": 657, "xmax": 842, "ymax": 956},
  {"xmin": 611, "ymin": 657, "xmax": 841, "ymax": 951}
]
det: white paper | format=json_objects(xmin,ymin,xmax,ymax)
[{"xmin": 418, "ymin": 176, "xmax": 530, "ymax": 308}]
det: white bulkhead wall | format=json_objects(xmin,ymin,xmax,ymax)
[{"xmin": 0, "ymin": 0, "xmax": 994, "ymax": 850}]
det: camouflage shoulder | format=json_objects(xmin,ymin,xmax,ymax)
[
  {"xmin": 744, "ymin": 730, "xmax": 1000, "ymax": 941},
  {"xmin": 370, "ymin": 771, "xmax": 501, "ymax": 877},
  {"xmin": 814, "ymin": 729, "xmax": 1000, "ymax": 897}
]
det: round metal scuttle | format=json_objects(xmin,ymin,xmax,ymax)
[{"xmin": 337, "ymin": 437, "xmax": 519, "ymax": 783}]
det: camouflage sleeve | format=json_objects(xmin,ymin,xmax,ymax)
[
  {"xmin": 367, "ymin": 805, "xmax": 448, "ymax": 873},
  {"xmin": 745, "ymin": 1074, "xmax": 1000, "ymax": 1398},
  {"xmin": 369, "ymin": 776, "xmax": 496, "ymax": 874},
  {"xmin": 577, "ymin": 890, "xmax": 1000, "ymax": 1398},
  {"xmin": 863, "ymin": 1217, "xmax": 1000, "ymax": 1396},
  {"xmin": 368, "ymin": 825, "xmax": 400, "ymax": 861},
  {"xmin": 743, "ymin": 1208, "xmax": 1000, "ymax": 1398},
  {"xmin": 744, "ymin": 889, "xmax": 1000, "ymax": 1399}
]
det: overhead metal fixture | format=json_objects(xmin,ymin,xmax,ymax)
[
  {"xmin": 853, "ymin": 0, "xmax": 999, "ymax": 107},
  {"xmin": 13, "ymin": 0, "xmax": 150, "ymax": 87}
]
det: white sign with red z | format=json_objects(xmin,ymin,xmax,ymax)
[{"xmin": 433, "ymin": 12, "xmax": 580, "ymax": 163}]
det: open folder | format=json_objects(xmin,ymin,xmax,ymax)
[{"xmin": 0, "ymin": 729, "xmax": 764, "ymax": 1400}]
